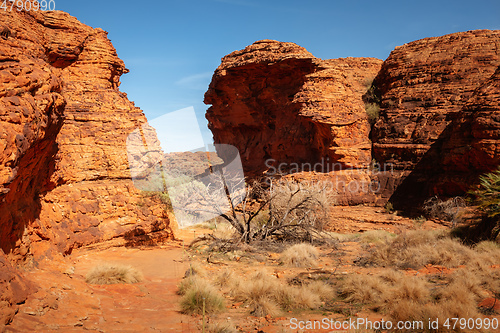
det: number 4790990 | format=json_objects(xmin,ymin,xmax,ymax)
[{"xmin": 1, "ymin": 0, "xmax": 56, "ymax": 12}]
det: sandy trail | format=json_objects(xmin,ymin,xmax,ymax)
[{"xmin": 6, "ymin": 233, "xmax": 202, "ymax": 333}]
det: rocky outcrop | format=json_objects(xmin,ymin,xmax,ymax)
[
  {"xmin": 0, "ymin": 9, "xmax": 174, "ymax": 325},
  {"xmin": 438, "ymin": 65, "xmax": 500, "ymax": 193},
  {"xmin": 370, "ymin": 30, "xmax": 500, "ymax": 202},
  {"xmin": 0, "ymin": 251, "xmax": 30, "ymax": 327},
  {"xmin": 205, "ymin": 40, "xmax": 382, "ymax": 176},
  {"xmin": 371, "ymin": 30, "xmax": 500, "ymax": 171},
  {"xmin": 0, "ymin": 11, "xmax": 173, "ymax": 258},
  {"xmin": 206, "ymin": 32, "xmax": 500, "ymax": 205}
]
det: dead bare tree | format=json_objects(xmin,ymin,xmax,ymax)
[{"xmin": 170, "ymin": 170, "xmax": 333, "ymax": 244}]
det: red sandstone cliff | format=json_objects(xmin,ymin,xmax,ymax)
[
  {"xmin": 0, "ymin": 10, "xmax": 173, "ymax": 325},
  {"xmin": 438, "ymin": 65, "xmax": 500, "ymax": 194},
  {"xmin": 205, "ymin": 40, "xmax": 382, "ymax": 175},
  {"xmin": 371, "ymin": 30, "xmax": 500, "ymax": 170},
  {"xmin": 205, "ymin": 31, "xmax": 500, "ymax": 205},
  {"xmin": 370, "ymin": 30, "xmax": 500, "ymax": 202}
]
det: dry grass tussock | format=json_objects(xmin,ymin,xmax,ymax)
[
  {"xmin": 213, "ymin": 268, "xmax": 241, "ymax": 293},
  {"xmin": 356, "ymin": 230, "xmax": 396, "ymax": 245},
  {"xmin": 279, "ymin": 243, "xmax": 319, "ymax": 267},
  {"xmin": 475, "ymin": 240, "xmax": 500, "ymax": 252},
  {"xmin": 233, "ymin": 269, "xmax": 327, "ymax": 316},
  {"xmin": 178, "ymin": 275, "xmax": 225, "ymax": 314},
  {"xmin": 184, "ymin": 262, "xmax": 207, "ymax": 278},
  {"xmin": 358, "ymin": 230, "xmax": 496, "ymax": 269},
  {"xmin": 339, "ymin": 269, "xmax": 491, "ymax": 332},
  {"xmin": 206, "ymin": 321, "xmax": 238, "ymax": 333},
  {"xmin": 339, "ymin": 270, "xmax": 430, "ymax": 309},
  {"xmin": 85, "ymin": 263, "xmax": 143, "ymax": 285}
]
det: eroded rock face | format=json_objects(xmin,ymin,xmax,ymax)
[
  {"xmin": 206, "ymin": 32, "xmax": 500, "ymax": 205},
  {"xmin": 0, "ymin": 10, "xmax": 173, "ymax": 259},
  {"xmin": 438, "ymin": 65, "xmax": 500, "ymax": 194},
  {"xmin": 372, "ymin": 30, "xmax": 500, "ymax": 171},
  {"xmin": 205, "ymin": 40, "xmax": 382, "ymax": 176},
  {"xmin": 370, "ymin": 30, "xmax": 500, "ymax": 202},
  {"xmin": 0, "ymin": 250, "xmax": 30, "ymax": 328}
]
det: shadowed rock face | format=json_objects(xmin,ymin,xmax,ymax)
[
  {"xmin": 0, "ymin": 11, "xmax": 174, "ymax": 258},
  {"xmin": 370, "ymin": 30, "xmax": 500, "ymax": 202},
  {"xmin": 436, "ymin": 65, "xmax": 500, "ymax": 194},
  {"xmin": 205, "ymin": 32, "xmax": 500, "ymax": 206},
  {"xmin": 205, "ymin": 40, "xmax": 383, "ymax": 175},
  {"xmin": 372, "ymin": 30, "xmax": 500, "ymax": 171}
]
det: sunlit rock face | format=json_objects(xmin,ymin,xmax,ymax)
[
  {"xmin": 0, "ymin": 10, "xmax": 174, "ymax": 258},
  {"xmin": 205, "ymin": 40, "xmax": 383, "ymax": 176},
  {"xmin": 206, "ymin": 31, "xmax": 500, "ymax": 205}
]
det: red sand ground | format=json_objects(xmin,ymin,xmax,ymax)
[{"xmin": 4, "ymin": 207, "xmax": 499, "ymax": 332}]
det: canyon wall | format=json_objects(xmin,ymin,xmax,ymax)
[
  {"xmin": 438, "ymin": 65, "xmax": 500, "ymax": 194},
  {"xmin": 204, "ymin": 40, "xmax": 384, "ymax": 204},
  {"xmin": 371, "ymin": 30, "xmax": 500, "ymax": 204},
  {"xmin": 0, "ymin": 10, "xmax": 173, "ymax": 260},
  {"xmin": 0, "ymin": 10, "xmax": 174, "ymax": 324},
  {"xmin": 205, "ymin": 32, "xmax": 500, "ymax": 206}
]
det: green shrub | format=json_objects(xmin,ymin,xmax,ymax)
[
  {"xmin": 365, "ymin": 103, "xmax": 380, "ymax": 124},
  {"xmin": 473, "ymin": 167, "xmax": 500, "ymax": 218},
  {"xmin": 468, "ymin": 167, "xmax": 500, "ymax": 241}
]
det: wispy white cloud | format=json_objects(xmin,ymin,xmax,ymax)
[{"xmin": 175, "ymin": 72, "xmax": 213, "ymax": 91}]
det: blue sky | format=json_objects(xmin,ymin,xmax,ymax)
[{"xmin": 57, "ymin": 0, "xmax": 500, "ymax": 148}]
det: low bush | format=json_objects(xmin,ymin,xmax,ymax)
[
  {"xmin": 466, "ymin": 167, "xmax": 500, "ymax": 242},
  {"xmin": 365, "ymin": 103, "xmax": 380, "ymax": 124},
  {"xmin": 473, "ymin": 167, "xmax": 500, "ymax": 218},
  {"xmin": 423, "ymin": 196, "xmax": 466, "ymax": 226}
]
